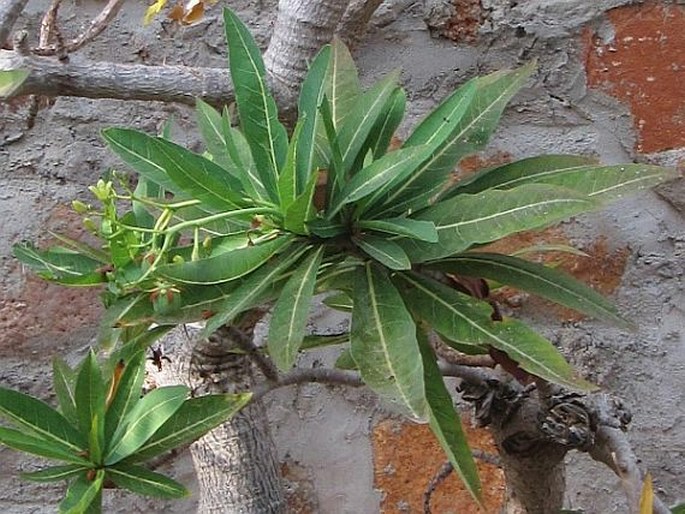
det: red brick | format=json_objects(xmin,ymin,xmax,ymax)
[{"xmin": 585, "ymin": 1, "xmax": 685, "ymax": 153}]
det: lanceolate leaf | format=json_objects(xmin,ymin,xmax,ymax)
[
  {"xmin": 396, "ymin": 273, "xmax": 596, "ymax": 390},
  {"xmin": 0, "ymin": 427, "xmax": 89, "ymax": 465},
  {"xmin": 402, "ymin": 184, "xmax": 596, "ymax": 262},
  {"xmin": 196, "ymin": 99, "xmax": 267, "ymax": 201},
  {"xmin": 325, "ymin": 36, "xmax": 362, "ymax": 132},
  {"xmin": 105, "ymin": 385, "xmax": 188, "ymax": 465},
  {"xmin": 357, "ymin": 218, "xmax": 438, "ymax": 243},
  {"xmin": 59, "ymin": 470, "xmax": 104, "ymax": 514},
  {"xmin": 129, "ymin": 393, "xmax": 252, "ymax": 462},
  {"xmin": 104, "ymin": 352, "xmax": 146, "ymax": 443},
  {"xmin": 53, "ymin": 358, "xmax": 78, "ymax": 423},
  {"xmin": 449, "ymin": 155, "xmax": 595, "ymax": 195},
  {"xmin": 224, "ymin": 8, "xmax": 288, "ymax": 202},
  {"xmin": 378, "ymin": 63, "xmax": 536, "ymax": 215},
  {"xmin": 268, "ymin": 247, "xmax": 324, "ymax": 370},
  {"xmin": 417, "ymin": 331, "xmax": 482, "ymax": 504},
  {"xmin": 336, "ymin": 72, "xmax": 400, "ymax": 174},
  {"xmin": 202, "ymin": 244, "xmax": 309, "ymax": 334},
  {"xmin": 0, "ymin": 387, "xmax": 86, "ymax": 451},
  {"xmin": 367, "ymin": 78, "xmax": 475, "ymax": 216},
  {"xmin": 284, "ymin": 171, "xmax": 320, "ymax": 235},
  {"xmin": 450, "ymin": 155, "xmax": 676, "ymax": 201},
  {"xmin": 328, "ymin": 145, "xmax": 432, "ymax": 217},
  {"xmin": 21, "ymin": 465, "xmax": 86, "ymax": 483},
  {"xmin": 0, "ymin": 69, "xmax": 29, "ymax": 97},
  {"xmin": 354, "ymin": 234, "xmax": 411, "ymax": 270},
  {"xmin": 278, "ymin": 119, "xmax": 305, "ymax": 210},
  {"xmin": 108, "ymin": 463, "xmax": 188, "ymax": 499},
  {"xmin": 368, "ymin": 87, "xmax": 406, "ymax": 159},
  {"xmin": 103, "ymin": 128, "xmax": 246, "ymax": 210},
  {"xmin": 297, "ymin": 45, "xmax": 331, "ymax": 194},
  {"xmin": 350, "ymin": 264, "xmax": 427, "ymax": 419},
  {"xmin": 12, "ymin": 244, "xmax": 106, "ymax": 286},
  {"xmin": 74, "ymin": 350, "xmax": 105, "ymax": 463},
  {"xmin": 159, "ymin": 235, "xmax": 293, "ymax": 285},
  {"xmin": 428, "ymin": 253, "xmax": 630, "ymax": 328}
]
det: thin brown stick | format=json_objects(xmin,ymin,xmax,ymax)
[
  {"xmin": 33, "ymin": 0, "xmax": 124, "ymax": 56},
  {"xmin": 38, "ymin": 0, "xmax": 61, "ymax": 49},
  {"xmin": 252, "ymin": 368, "xmax": 364, "ymax": 400}
]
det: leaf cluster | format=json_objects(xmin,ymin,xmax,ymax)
[
  {"xmin": 0, "ymin": 350, "xmax": 250, "ymax": 512},
  {"xmin": 10, "ymin": 7, "xmax": 677, "ymax": 505}
]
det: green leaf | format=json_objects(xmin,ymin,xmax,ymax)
[
  {"xmin": 104, "ymin": 352, "xmax": 146, "ymax": 443},
  {"xmin": 159, "ymin": 235, "xmax": 293, "ymax": 285},
  {"xmin": 336, "ymin": 72, "xmax": 400, "ymax": 175},
  {"xmin": 108, "ymin": 463, "xmax": 189, "ymax": 499},
  {"xmin": 127, "ymin": 393, "xmax": 252, "ymax": 462},
  {"xmin": 221, "ymin": 109, "xmax": 266, "ymax": 200},
  {"xmin": 325, "ymin": 37, "xmax": 362, "ymax": 131},
  {"xmin": 378, "ymin": 62, "xmax": 536, "ymax": 215},
  {"xmin": 395, "ymin": 273, "xmax": 596, "ymax": 390},
  {"xmin": 450, "ymin": 155, "xmax": 595, "ymax": 195},
  {"xmin": 0, "ymin": 69, "xmax": 29, "ymax": 97},
  {"xmin": 105, "ymin": 385, "xmax": 188, "ymax": 465},
  {"xmin": 203, "ymin": 244, "xmax": 309, "ymax": 335},
  {"xmin": 224, "ymin": 7, "xmax": 288, "ymax": 202},
  {"xmin": 0, "ymin": 387, "xmax": 86, "ymax": 451},
  {"xmin": 59, "ymin": 470, "xmax": 104, "ymax": 514},
  {"xmin": 350, "ymin": 264, "xmax": 427, "ymax": 418},
  {"xmin": 12, "ymin": 243, "xmax": 106, "ymax": 286},
  {"xmin": 297, "ymin": 44, "xmax": 331, "ymax": 194},
  {"xmin": 196, "ymin": 99, "xmax": 267, "ymax": 200},
  {"xmin": 354, "ymin": 234, "xmax": 411, "ymax": 270},
  {"xmin": 75, "ymin": 351, "xmax": 106, "ymax": 464},
  {"xmin": 357, "ymin": 218, "xmax": 438, "ymax": 243},
  {"xmin": 103, "ymin": 128, "xmax": 246, "ymax": 210},
  {"xmin": 307, "ymin": 218, "xmax": 346, "ymax": 238},
  {"xmin": 451, "ymin": 155, "xmax": 677, "ymax": 201},
  {"xmin": 133, "ymin": 175, "xmax": 164, "ymax": 230},
  {"xmin": 334, "ymin": 349, "xmax": 358, "ymax": 370},
  {"xmin": 368, "ymin": 87, "xmax": 406, "ymax": 159},
  {"xmin": 428, "ymin": 253, "xmax": 630, "ymax": 328},
  {"xmin": 319, "ymin": 94, "xmax": 346, "ymax": 205},
  {"xmin": 53, "ymin": 358, "xmax": 78, "ymax": 422},
  {"xmin": 402, "ymin": 184, "xmax": 596, "ymax": 262},
  {"xmin": 278, "ymin": 119, "xmax": 305, "ymax": 210},
  {"xmin": 48, "ymin": 233, "xmax": 110, "ymax": 264},
  {"xmin": 417, "ymin": 331, "xmax": 482, "ymax": 504},
  {"xmin": 268, "ymin": 247, "xmax": 324, "ymax": 370},
  {"xmin": 21, "ymin": 465, "xmax": 86, "ymax": 483},
  {"xmin": 300, "ymin": 333, "xmax": 350, "ymax": 349},
  {"xmin": 284, "ymin": 170, "xmax": 320, "ymax": 235},
  {"xmin": 328, "ymin": 145, "xmax": 432, "ymax": 217},
  {"xmin": 322, "ymin": 292, "xmax": 353, "ymax": 312},
  {"xmin": 0, "ymin": 427, "xmax": 89, "ymax": 465},
  {"xmin": 671, "ymin": 503, "xmax": 685, "ymax": 514}
]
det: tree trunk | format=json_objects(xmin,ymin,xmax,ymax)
[{"xmin": 151, "ymin": 325, "xmax": 285, "ymax": 513}]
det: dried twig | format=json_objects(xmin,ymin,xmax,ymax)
[
  {"xmin": 38, "ymin": 0, "xmax": 61, "ymax": 49},
  {"xmin": 252, "ymin": 368, "xmax": 364, "ymax": 400},
  {"xmin": 33, "ymin": 0, "xmax": 124, "ymax": 56}
]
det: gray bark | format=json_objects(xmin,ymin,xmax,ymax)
[{"xmin": 151, "ymin": 325, "xmax": 286, "ymax": 514}]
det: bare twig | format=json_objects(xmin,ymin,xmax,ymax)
[
  {"xmin": 439, "ymin": 361, "xmax": 497, "ymax": 386},
  {"xmin": 428, "ymin": 330, "xmax": 496, "ymax": 368},
  {"xmin": 223, "ymin": 325, "xmax": 279, "ymax": 382},
  {"xmin": 0, "ymin": 0, "xmax": 28, "ymax": 47},
  {"xmin": 252, "ymin": 367, "xmax": 364, "ymax": 400},
  {"xmin": 33, "ymin": 0, "xmax": 125, "ymax": 56},
  {"xmin": 423, "ymin": 461, "xmax": 453, "ymax": 514},
  {"xmin": 38, "ymin": 0, "xmax": 61, "ymax": 49}
]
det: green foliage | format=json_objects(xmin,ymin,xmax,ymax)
[
  {"xmin": 0, "ymin": 352, "xmax": 250, "ymax": 511},
  {"xmin": 8, "ymin": 6, "xmax": 677, "ymax": 508}
]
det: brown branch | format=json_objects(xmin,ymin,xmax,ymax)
[
  {"xmin": 222, "ymin": 325, "xmax": 279, "ymax": 383},
  {"xmin": 252, "ymin": 367, "xmax": 364, "ymax": 400},
  {"xmin": 38, "ymin": 0, "xmax": 61, "ymax": 49},
  {"xmin": 0, "ymin": 0, "xmax": 28, "ymax": 47},
  {"xmin": 34, "ymin": 0, "xmax": 124, "ymax": 56}
]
